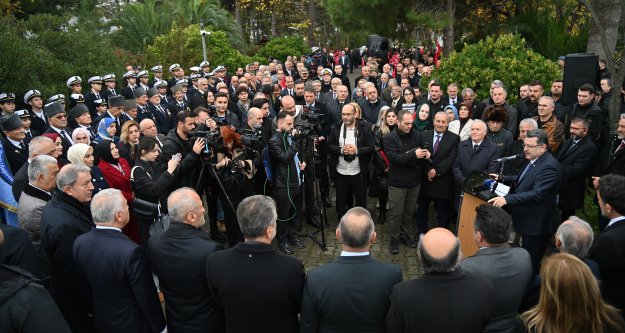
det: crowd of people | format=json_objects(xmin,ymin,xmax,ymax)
[{"xmin": 0, "ymin": 47, "xmax": 625, "ymax": 332}]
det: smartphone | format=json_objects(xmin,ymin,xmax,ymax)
[{"xmin": 173, "ymin": 153, "xmax": 182, "ymax": 162}]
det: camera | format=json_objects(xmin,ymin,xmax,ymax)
[
  {"xmin": 294, "ymin": 106, "xmax": 325, "ymax": 138},
  {"xmin": 240, "ymin": 129, "xmax": 262, "ymax": 150},
  {"xmin": 343, "ymin": 153, "xmax": 355, "ymax": 163}
]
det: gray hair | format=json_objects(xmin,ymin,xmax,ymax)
[
  {"xmin": 338, "ymin": 207, "xmax": 374, "ymax": 248},
  {"xmin": 491, "ymin": 79, "xmax": 504, "ymax": 87},
  {"xmin": 236, "ymin": 195, "xmax": 277, "ymax": 238},
  {"xmin": 519, "ymin": 118, "xmax": 538, "ymax": 129},
  {"xmin": 418, "ymin": 236, "xmax": 461, "ymax": 274},
  {"xmin": 461, "ymin": 87, "xmax": 475, "ymax": 97},
  {"xmin": 473, "ymin": 119, "xmax": 488, "ymax": 132},
  {"xmin": 28, "ymin": 155, "xmax": 58, "ymax": 183},
  {"xmin": 556, "ymin": 216, "xmax": 594, "ymax": 258},
  {"xmin": 388, "ymin": 78, "xmax": 398, "ymax": 86},
  {"xmin": 167, "ymin": 187, "xmax": 202, "ymax": 222},
  {"xmin": 56, "ymin": 164, "xmax": 91, "ymax": 190},
  {"xmin": 91, "ymin": 189, "xmax": 126, "ymax": 223},
  {"xmin": 620, "ymin": 113, "xmax": 625, "ymax": 120},
  {"xmin": 539, "ymin": 96, "xmax": 555, "ymax": 107},
  {"xmin": 28, "ymin": 136, "xmax": 54, "ymax": 159}
]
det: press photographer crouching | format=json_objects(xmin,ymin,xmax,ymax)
[
  {"xmin": 208, "ymin": 120, "xmax": 260, "ymax": 247},
  {"xmin": 269, "ymin": 111, "xmax": 307, "ymax": 255},
  {"xmin": 131, "ymin": 137, "xmax": 180, "ymax": 245}
]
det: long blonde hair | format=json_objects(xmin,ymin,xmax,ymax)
[{"xmin": 521, "ymin": 253, "xmax": 624, "ymax": 333}]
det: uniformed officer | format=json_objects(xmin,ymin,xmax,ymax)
[
  {"xmin": 25, "ymin": 89, "xmax": 47, "ymax": 134},
  {"xmin": 102, "ymin": 74, "xmax": 119, "ymax": 101},
  {"xmin": 0, "ymin": 92, "xmax": 16, "ymax": 115},
  {"xmin": 84, "ymin": 75, "xmax": 104, "ymax": 118},
  {"xmin": 122, "ymin": 70, "xmax": 138, "ymax": 100},
  {"xmin": 0, "ymin": 113, "xmax": 28, "ymax": 173},
  {"xmin": 67, "ymin": 76, "xmax": 83, "ymax": 108}
]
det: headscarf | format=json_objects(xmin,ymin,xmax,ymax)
[
  {"xmin": 72, "ymin": 127, "xmax": 91, "ymax": 145},
  {"xmin": 67, "ymin": 143, "xmax": 91, "ymax": 165},
  {"xmin": 97, "ymin": 118, "xmax": 116, "ymax": 142},
  {"xmin": 413, "ymin": 104, "xmax": 431, "ymax": 131},
  {"xmin": 94, "ymin": 139, "xmax": 118, "ymax": 164},
  {"xmin": 41, "ymin": 132, "xmax": 60, "ymax": 143}
]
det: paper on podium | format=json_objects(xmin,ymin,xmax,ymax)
[{"xmin": 494, "ymin": 183, "xmax": 510, "ymax": 196}]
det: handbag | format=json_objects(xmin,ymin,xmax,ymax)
[
  {"xmin": 130, "ymin": 166, "xmax": 160, "ymax": 220},
  {"xmin": 149, "ymin": 214, "xmax": 171, "ymax": 235}
]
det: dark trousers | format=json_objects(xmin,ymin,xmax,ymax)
[
  {"xmin": 274, "ymin": 186, "xmax": 302, "ymax": 243},
  {"xmin": 522, "ymin": 234, "xmax": 551, "ymax": 275},
  {"xmin": 221, "ymin": 177, "xmax": 254, "ymax": 247},
  {"xmin": 335, "ymin": 172, "xmax": 368, "ymax": 221},
  {"xmin": 415, "ymin": 197, "xmax": 452, "ymax": 234}
]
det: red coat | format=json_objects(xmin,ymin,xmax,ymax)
[{"xmin": 98, "ymin": 158, "xmax": 141, "ymax": 244}]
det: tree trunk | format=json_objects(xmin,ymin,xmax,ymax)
[
  {"xmin": 271, "ymin": 11, "xmax": 277, "ymax": 37},
  {"xmin": 442, "ymin": 0, "xmax": 455, "ymax": 55},
  {"xmin": 235, "ymin": 0, "xmax": 242, "ymax": 28},
  {"xmin": 586, "ymin": 0, "xmax": 621, "ymax": 60},
  {"xmin": 308, "ymin": 0, "xmax": 316, "ymax": 47}
]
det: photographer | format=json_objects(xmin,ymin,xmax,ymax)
[
  {"xmin": 269, "ymin": 111, "xmax": 306, "ymax": 255},
  {"xmin": 162, "ymin": 110, "xmax": 205, "ymax": 192},
  {"xmin": 131, "ymin": 137, "xmax": 179, "ymax": 244},
  {"xmin": 327, "ymin": 102, "xmax": 375, "ymax": 222},
  {"xmin": 239, "ymin": 107, "xmax": 270, "ymax": 195}
]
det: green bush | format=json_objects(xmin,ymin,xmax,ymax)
[
  {"xmin": 145, "ymin": 23, "xmax": 253, "ymax": 73},
  {"xmin": 425, "ymin": 34, "xmax": 561, "ymax": 103},
  {"xmin": 0, "ymin": 14, "xmax": 128, "ymax": 108},
  {"xmin": 255, "ymin": 36, "xmax": 310, "ymax": 62}
]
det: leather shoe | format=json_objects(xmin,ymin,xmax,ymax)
[
  {"xmin": 306, "ymin": 216, "xmax": 321, "ymax": 229},
  {"xmin": 288, "ymin": 237, "xmax": 306, "ymax": 249},
  {"xmin": 211, "ymin": 232, "xmax": 227, "ymax": 243},
  {"xmin": 400, "ymin": 234, "xmax": 417, "ymax": 248},
  {"xmin": 278, "ymin": 242, "xmax": 294, "ymax": 255},
  {"xmin": 389, "ymin": 237, "xmax": 400, "ymax": 255}
]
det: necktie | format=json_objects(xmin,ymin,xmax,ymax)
[
  {"xmin": 178, "ymin": 102, "xmax": 184, "ymax": 109},
  {"xmin": 333, "ymin": 93, "xmax": 336, "ymax": 100},
  {"xmin": 110, "ymin": 90, "xmax": 116, "ymax": 96},
  {"xmin": 433, "ymin": 134, "xmax": 441, "ymax": 155},
  {"xmin": 518, "ymin": 162, "xmax": 534, "ymax": 182},
  {"xmin": 289, "ymin": 89, "xmax": 293, "ymax": 96},
  {"xmin": 60, "ymin": 130, "xmax": 73, "ymax": 144},
  {"xmin": 158, "ymin": 105, "xmax": 166, "ymax": 116},
  {"xmin": 25, "ymin": 132, "xmax": 32, "ymax": 140},
  {"xmin": 19, "ymin": 141, "xmax": 26, "ymax": 150},
  {"xmin": 565, "ymin": 140, "xmax": 578, "ymax": 155},
  {"xmin": 96, "ymin": 93, "xmax": 101, "ymax": 100},
  {"xmin": 88, "ymin": 127, "xmax": 96, "ymax": 139},
  {"xmin": 473, "ymin": 144, "xmax": 479, "ymax": 151}
]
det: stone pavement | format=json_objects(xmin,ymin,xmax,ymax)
[{"xmin": 290, "ymin": 193, "xmax": 425, "ymax": 281}]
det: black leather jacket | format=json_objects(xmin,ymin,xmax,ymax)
[{"xmin": 268, "ymin": 131, "xmax": 301, "ymax": 188}]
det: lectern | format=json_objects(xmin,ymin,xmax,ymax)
[{"xmin": 456, "ymin": 172, "xmax": 498, "ymax": 257}]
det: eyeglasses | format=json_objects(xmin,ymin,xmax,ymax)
[
  {"xmin": 54, "ymin": 114, "xmax": 67, "ymax": 119},
  {"xmin": 403, "ymin": 92, "xmax": 413, "ymax": 96}
]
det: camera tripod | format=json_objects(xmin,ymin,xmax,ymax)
[{"xmin": 297, "ymin": 134, "xmax": 328, "ymax": 251}]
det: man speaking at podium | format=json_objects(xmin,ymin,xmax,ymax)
[{"xmin": 488, "ymin": 129, "xmax": 562, "ymax": 274}]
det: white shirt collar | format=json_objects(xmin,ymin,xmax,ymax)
[
  {"xmin": 607, "ymin": 216, "xmax": 625, "ymax": 228},
  {"xmin": 340, "ymin": 251, "xmax": 370, "ymax": 257},
  {"xmin": 7, "ymin": 137, "xmax": 22, "ymax": 148},
  {"xmin": 96, "ymin": 225, "xmax": 122, "ymax": 232}
]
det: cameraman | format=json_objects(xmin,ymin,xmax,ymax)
[
  {"xmin": 302, "ymin": 85, "xmax": 332, "ymax": 210},
  {"xmin": 269, "ymin": 111, "xmax": 306, "ymax": 255},
  {"xmin": 162, "ymin": 110, "xmax": 205, "ymax": 192},
  {"xmin": 327, "ymin": 102, "xmax": 375, "ymax": 221},
  {"xmin": 213, "ymin": 92, "xmax": 240, "ymax": 128},
  {"xmin": 239, "ymin": 107, "xmax": 269, "ymax": 195}
]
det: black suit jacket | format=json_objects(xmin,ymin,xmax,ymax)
[
  {"xmin": 327, "ymin": 120, "xmax": 375, "ymax": 177},
  {"xmin": 420, "ymin": 130, "xmax": 460, "ymax": 200},
  {"xmin": 28, "ymin": 110, "xmax": 48, "ymax": 135},
  {"xmin": 452, "ymin": 138, "xmax": 500, "ymax": 186},
  {"xmin": 0, "ymin": 223, "xmax": 42, "ymax": 278},
  {"xmin": 1, "ymin": 139, "xmax": 28, "ymax": 174},
  {"xmin": 40, "ymin": 192, "xmax": 95, "ymax": 333},
  {"xmin": 502, "ymin": 152, "xmax": 562, "ymax": 236},
  {"xmin": 556, "ymin": 135, "xmax": 598, "ymax": 212},
  {"xmin": 73, "ymin": 228, "xmax": 166, "ymax": 333},
  {"xmin": 589, "ymin": 218, "xmax": 625, "ymax": 314},
  {"xmin": 205, "ymin": 242, "xmax": 305, "ymax": 333},
  {"xmin": 300, "ymin": 255, "xmax": 402, "ymax": 333},
  {"xmin": 148, "ymin": 223, "xmax": 224, "ymax": 333},
  {"xmin": 386, "ymin": 269, "xmax": 495, "ymax": 333},
  {"xmin": 147, "ymin": 103, "xmax": 174, "ymax": 135},
  {"xmin": 12, "ymin": 161, "xmax": 28, "ymax": 201},
  {"xmin": 594, "ymin": 138, "xmax": 625, "ymax": 178}
]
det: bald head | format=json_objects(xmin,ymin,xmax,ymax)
[
  {"xmin": 247, "ymin": 107, "xmax": 263, "ymax": 129},
  {"xmin": 418, "ymin": 228, "xmax": 461, "ymax": 273},
  {"xmin": 167, "ymin": 188, "xmax": 204, "ymax": 227},
  {"xmin": 338, "ymin": 207, "xmax": 375, "ymax": 250}
]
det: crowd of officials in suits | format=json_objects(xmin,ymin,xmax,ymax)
[{"xmin": 0, "ymin": 48, "xmax": 625, "ymax": 332}]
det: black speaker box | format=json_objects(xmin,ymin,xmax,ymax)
[{"xmin": 562, "ymin": 53, "xmax": 599, "ymax": 105}]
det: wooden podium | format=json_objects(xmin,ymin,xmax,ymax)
[{"xmin": 456, "ymin": 192, "xmax": 487, "ymax": 258}]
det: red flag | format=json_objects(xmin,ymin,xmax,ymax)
[{"xmin": 434, "ymin": 40, "xmax": 443, "ymax": 67}]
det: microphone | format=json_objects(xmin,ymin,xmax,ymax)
[
  {"xmin": 421, "ymin": 141, "xmax": 433, "ymax": 163},
  {"xmin": 494, "ymin": 154, "xmax": 523, "ymax": 162}
]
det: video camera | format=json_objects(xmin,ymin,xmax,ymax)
[
  {"xmin": 294, "ymin": 105, "xmax": 325, "ymax": 138},
  {"xmin": 240, "ymin": 129, "xmax": 263, "ymax": 151}
]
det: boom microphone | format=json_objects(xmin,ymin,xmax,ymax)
[{"xmin": 494, "ymin": 154, "xmax": 523, "ymax": 163}]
